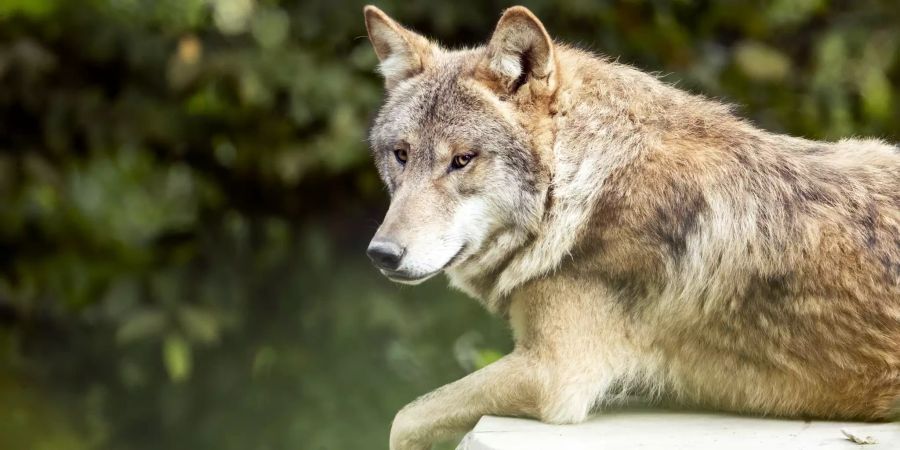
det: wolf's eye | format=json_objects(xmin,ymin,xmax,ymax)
[
  {"xmin": 394, "ymin": 148, "xmax": 408, "ymax": 165},
  {"xmin": 451, "ymin": 153, "xmax": 475, "ymax": 170}
]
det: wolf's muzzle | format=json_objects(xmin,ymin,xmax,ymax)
[{"xmin": 366, "ymin": 239, "xmax": 405, "ymax": 271}]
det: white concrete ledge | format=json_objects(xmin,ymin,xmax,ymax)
[{"xmin": 458, "ymin": 406, "xmax": 898, "ymax": 450}]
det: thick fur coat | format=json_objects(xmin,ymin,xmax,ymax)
[{"xmin": 362, "ymin": 5, "xmax": 900, "ymax": 450}]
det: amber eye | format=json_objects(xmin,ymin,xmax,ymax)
[
  {"xmin": 451, "ymin": 153, "xmax": 475, "ymax": 170},
  {"xmin": 394, "ymin": 148, "xmax": 408, "ymax": 165}
]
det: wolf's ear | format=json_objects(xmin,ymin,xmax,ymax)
[
  {"xmin": 479, "ymin": 6, "xmax": 557, "ymax": 96},
  {"xmin": 364, "ymin": 5, "xmax": 433, "ymax": 89}
]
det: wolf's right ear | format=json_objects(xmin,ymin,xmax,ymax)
[
  {"xmin": 364, "ymin": 6, "xmax": 433, "ymax": 89},
  {"xmin": 478, "ymin": 6, "xmax": 557, "ymax": 97}
]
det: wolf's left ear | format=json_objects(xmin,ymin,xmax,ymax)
[
  {"xmin": 479, "ymin": 6, "xmax": 557, "ymax": 96},
  {"xmin": 364, "ymin": 5, "xmax": 434, "ymax": 89}
]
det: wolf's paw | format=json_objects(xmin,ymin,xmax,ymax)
[{"xmin": 389, "ymin": 410, "xmax": 431, "ymax": 450}]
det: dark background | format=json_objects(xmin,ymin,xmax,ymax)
[{"xmin": 0, "ymin": 0, "xmax": 898, "ymax": 449}]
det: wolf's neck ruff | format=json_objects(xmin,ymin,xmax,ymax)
[{"xmin": 447, "ymin": 47, "xmax": 674, "ymax": 313}]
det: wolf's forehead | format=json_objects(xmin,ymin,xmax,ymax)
[
  {"xmin": 406, "ymin": 72, "xmax": 485, "ymax": 127},
  {"xmin": 379, "ymin": 56, "xmax": 490, "ymax": 128},
  {"xmin": 372, "ymin": 50, "xmax": 511, "ymax": 152}
]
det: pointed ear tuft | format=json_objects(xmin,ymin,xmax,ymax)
[
  {"xmin": 481, "ymin": 6, "xmax": 556, "ymax": 95},
  {"xmin": 363, "ymin": 5, "xmax": 433, "ymax": 89}
]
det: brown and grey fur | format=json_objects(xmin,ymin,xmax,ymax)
[{"xmin": 362, "ymin": 5, "xmax": 900, "ymax": 450}]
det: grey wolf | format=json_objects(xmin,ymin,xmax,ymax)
[{"xmin": 362, "ymin": 5, "xmax": 900, "ymax": 450}]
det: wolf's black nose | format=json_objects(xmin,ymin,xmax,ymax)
[{"xmin": 367, "ymin": 239, "xmax": 405, "ymax": 271}]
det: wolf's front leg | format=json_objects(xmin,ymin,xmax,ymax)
[
  {"xmin": 389, "ymin": 349, "xmax": 608, "ymax": 450},
  {"xmin": 389, "ymin": 353, "xmax": 536, "ymax": 450}
]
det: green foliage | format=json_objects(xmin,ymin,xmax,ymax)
[{"xmin": 0, "ymin": 0, "xmax": 897, "ymax": 448}]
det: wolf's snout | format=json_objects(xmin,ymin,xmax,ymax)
[{"xmin": 366, "ymin": 239, "xmax": 405, "ymax": 271}]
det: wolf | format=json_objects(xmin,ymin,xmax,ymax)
[{"xmin": 362, "ymin": 5, "xmax": 900, "ymax": 450}]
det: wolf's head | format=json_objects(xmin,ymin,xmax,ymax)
[{"xmin": 363, "ymin": 5, "xmax": 557, "ymax": 286}]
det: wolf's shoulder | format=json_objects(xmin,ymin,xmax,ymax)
[
  {"xmin": 810, "ymin": 137, "xmax": 900, "ymax": 173},
  {"xmin": 831, "ymin": 137, "xmax": 900, "ymax": 157}
]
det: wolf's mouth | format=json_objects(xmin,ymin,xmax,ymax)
[
  {"xmin": 381, "ymin": 244, "xmax": 468, "ymax": 284},
  {"xmin": 382, "ymin": 269, "xmax": 440, "ymax": 284}
]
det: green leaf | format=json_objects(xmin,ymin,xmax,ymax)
[
  {"xmin": 859, "ymin": 69, "xmax": 892, "ymax": 120},
  {"xmin": 252, "ymin": 346, "xmax": 277, "ymax": 378},
  {"xmin": 474, "ymin": 349, "xmax": 503, "ymax": 369},
  {"xmin": 178, "ymin": 306, "xmax": 220, "ymax": 344},
  {"xmin": 0, "ymin": 0, "xmax": 58, "ymax": 19},
  {"xmin": 116, "ymin": 310, "xmax": 167, "ymax": 345},
  {"xmin": 734, "ymin": 41, "xmax": 791, "ymax": 82},
  {"xmin": 163, "ymin": 335, "xmax": 192, "ymax": 383}
]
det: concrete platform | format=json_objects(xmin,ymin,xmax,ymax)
[{"xmin": 457, "ymin": 406, "xmax": 899, "ymax": 450}]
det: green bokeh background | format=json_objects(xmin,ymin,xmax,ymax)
[{"xmin": 0, "ymin": 0, "xmax": 897, "ymax": 449}]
